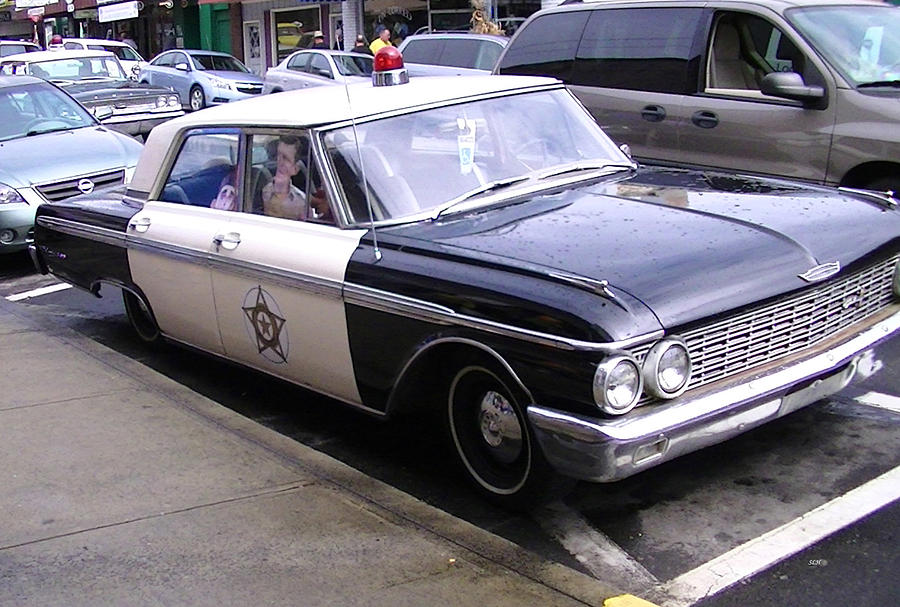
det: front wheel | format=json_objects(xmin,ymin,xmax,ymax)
[
  {"xmin": 189, "ymin": 85, "xmax": 206, "ymax": 111},
  {"xmin": 446, "ymin": 362, "xmax": 572, "ymax": 509},
  {"xmin": 123, "ymin": 290, "xmax": 160, "ymax": 343}
]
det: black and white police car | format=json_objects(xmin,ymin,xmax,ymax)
[{"xmin": 31, "ymin": 47, "xmax": 900, "ymax": 508}]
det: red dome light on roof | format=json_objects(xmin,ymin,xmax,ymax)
[
  {"xmin": 374, "ymin": 46, "xmax": 404, "ymax": 72},
  {"xmin": 372, "ymin": 46, "xmax": 409, "ymax": 86}
]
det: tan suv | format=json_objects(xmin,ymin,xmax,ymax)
[{"xmin": 495, "ymin": 0, "xmax": 900, "ymax": 192}]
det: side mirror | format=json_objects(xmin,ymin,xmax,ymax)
[
  {"xmin": 760, "ymin": 72, "xmax": 825, "ymax": 107},
  {"xmin": 175, "ymin": 62, "xmax": 189, "ymax": 72},
  {"xmin": 94, "ymin": 106, "xmax": 114, "ymax": 120}
]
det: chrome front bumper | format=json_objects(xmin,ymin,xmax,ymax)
[{"xmin": 528, "ymin": 306, "xmax": 900, "ymax": 483}]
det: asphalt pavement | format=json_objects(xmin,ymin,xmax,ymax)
[{"xmin": 0, "ymin": 295, "xmax": 643, "ymax": 606}]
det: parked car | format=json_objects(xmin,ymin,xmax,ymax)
[
  {"xmin": 140, "ymin": 49, "xmax": 264, "ymax": 111},
  {"xmin": 397, "ymin": 33, "xmax": 508, "ymax": 76},
  {"xmin": 263, "ymin": 49, "xmax": 372, "ymax": 94},
  {"xmin": 56, "ymin": 38, "xmax": 147, "ymax": 79},
  {"xmin": 0, "ymin": 40, "xmax": 39, "ymax": 57},
  {"xmin": 0, "ymin": 50, "xmax": 183, "ymax": 139},
  {"xmin": 496, "ymin": 0, "xmax": 900, "ymax": 192},
  {"xmin": 0, "ymin": 74, "xmax": 142, "ymax": 254},
  {"xmin": 30, "ymin": 52, "xmax": 900, "ymax": 508}
]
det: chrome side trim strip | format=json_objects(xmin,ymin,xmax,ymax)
[
  {"xmin": 343, "ymin": 283, "xmax": 663, "ymax": 352},
  {"xmin": 40, "ymin": 216, "xmax": 661, "ymax": 352},
  {"xmin": 36, "ymin": 216, "xmax": 125, "ymax": 247},
  {"xmin": 527, "ymin": 306, "xmax": 900, "ymax": 482}
]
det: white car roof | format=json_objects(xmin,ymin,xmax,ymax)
[
  {"xmin": 1, "ymin": 49, "xmax": 117, "ymax": 62},
  {"xmin": 62, "ymin": 38, "xmax": 132, "ymax": 47},
  {"xmin": 132, "ymin": 74, "xmax": 560, "ymax": 194}
]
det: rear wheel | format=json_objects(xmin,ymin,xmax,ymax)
[
  {"xmin": 446, "ymin": 360, "xmax": 572, "ymax": 510},
  {"xmin": 189, "ymin": 85, "xmax": 206, "ymax": 111},
  {"xmin": 123, "ymin": 290, "xmax": 160, "ymax": 343}
]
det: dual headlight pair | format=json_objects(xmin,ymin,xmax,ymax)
[
  {"xmin": 156, "ymin": 94, "xmax": 180, "ymax": 108},
  {"xmin": 593, "ymin": 337, "xmax": 692, "ymax": 415}
]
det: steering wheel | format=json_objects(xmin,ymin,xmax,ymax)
[
  {"xmin": 508, "ymin": 137, "xmax": 561, "ymax": 171},
  {"xmin": 22, "ymin": 117, "xmax": 46, "ymax": 132}
]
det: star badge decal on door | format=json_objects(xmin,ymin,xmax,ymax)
[{"xmin": 241, "ymin": 286, "xmax": 289, "ymax": 364}]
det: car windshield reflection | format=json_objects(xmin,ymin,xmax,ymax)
[{"xmin": 322, "ymin": 89, "xmax": 630, "ymax": 225}]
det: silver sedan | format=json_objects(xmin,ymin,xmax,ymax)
[{"xmin": 262, "ymin": 50, "xmax": 372, "ymax": 94}]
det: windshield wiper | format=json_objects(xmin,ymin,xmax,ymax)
[
  {"xmin": 536, "ymin": 160, "xmax": 635, "ymax": 181},
  {"xmin": 857, "ymin": 80, "xmax": 900, "ymax": 88},
  {"xmin": 432, "ymin": 175, "xmax": 530, "ymax": 220},
  {"xmin": 26, "ymin": 126, "xmax": 71, "ymax": 137}
]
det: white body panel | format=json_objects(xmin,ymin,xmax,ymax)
[
  {"xmin": 211, "ymin": 213, "xmax": 366, "ymax": 403},
  {"xmin": 126, "ymin": 202, "xmax": 226, "ymax": 355}
]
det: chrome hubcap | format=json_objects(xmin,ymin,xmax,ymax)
[{"xmin": 478, "ymin": 390, "xmax": 522, "ymax": 464}]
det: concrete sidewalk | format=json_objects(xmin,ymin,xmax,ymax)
[{"xmin": 0, "ymin": 298, "xmax": 626, "ymax": 606}]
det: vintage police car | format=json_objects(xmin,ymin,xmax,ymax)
[{"xmin": 30, "ymin": 49, "xmax": 900, "ymax": 508}]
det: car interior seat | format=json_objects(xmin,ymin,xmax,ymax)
[{"xmin": 709, "ymin": 21, "xmax": 758, "ymax": 89}]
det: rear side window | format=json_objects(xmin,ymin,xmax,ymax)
[
  {"xmin": 402, "ymin": 39, "xmax": 443, "ymax": 64},
  {"xmin": 573, "ymin": 8, "xmax": 704, "ymax": 94},
  {"xmin": 496, "ymin": 11, "xmax": 589, "ymax": 81},
  {"xmin": 439, "ymin": 39, "xmax": 501, "ymax": 69}
]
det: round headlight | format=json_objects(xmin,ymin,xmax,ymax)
[
  {"xmin": 893, "ymin": 258, "xmax": 900, "ymax": 297},
  {"xmin": 643, "ymin": 337, "xmax": 692, "ymax": 399},
  {"xmin": 593, "ymin": 353, "xmax": 643, "ymax": 415},
  {"xmin": 168, "ymin": 95, "xmax": 179, "ymax": 106},
  {"xmin": 156, "ymin": 96, "xmax": 167, "ymax": 107}
]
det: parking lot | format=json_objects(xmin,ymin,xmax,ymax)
[{"xmin": 3, "ymin": 251, "xmax": 897, "ymax": 606}]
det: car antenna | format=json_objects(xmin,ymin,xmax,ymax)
[{"xmin": 341, "ymin": 54, "xmax": 381, "ymax": 263}]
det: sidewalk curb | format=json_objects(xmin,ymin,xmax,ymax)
[{"xmin": 1, "ymin": 295, "xmax": 624, "ymax": 605}]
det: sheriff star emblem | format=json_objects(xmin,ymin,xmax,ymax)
[{"xmin": 242, "ymin": 286, "xmax": 289, "ymax": 364}]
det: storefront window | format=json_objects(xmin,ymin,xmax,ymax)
[{"xmin": 273, "ymin": 7, "xmax": 320, "ymax": 63}]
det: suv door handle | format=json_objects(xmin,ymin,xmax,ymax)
[
  {"xmin": 213, "ymin": 232, "xmax": 241, "ymax": 251},
  {"xmin": 692, "ymin": 111, "xmax": 719, "ymax": 129},
  {"xmin": 641, "ymin": 105, "xmax": 666, "ymax": 122}
]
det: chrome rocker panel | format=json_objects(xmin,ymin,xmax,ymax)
[{"xmin": 528, "ymin": 305, "xmax": 900, "ymax": 483}]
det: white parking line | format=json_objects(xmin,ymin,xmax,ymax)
[
  {"xmin": 6, "ymin": 283, "xmax": 72, "ymax": 302},
  {"xmin": 854, "ymin": 391, "xmax": 900, "ymax": 414},
  {"xmin": 662, "ymin": 465, "xmax": 900, "ymax": 606},
  {"xmin": 534, "ymin": 502, "xmax": 659, "ymax": 593}
]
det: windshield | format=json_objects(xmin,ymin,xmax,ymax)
[
  {"xmin": 335, "ymin": 55, "xmax": 373, "ymax": 76},
  {"xmin": 788, "ymin": 5, "xmax": 900, "ymax": 87},
  {"xmin": 10, "ymin": 55, "xmax": 127, "ymax": 82},
  {"xmin": 192, "ymin": 54, "xmax": 249, "ymax": 72},
  {"xmin": 323, "ymin": 89, "xmax": 629, "ymax": 224},
  {"xmin": 0, "ymin": 81, "xmax": 96, "ymax": 142}
]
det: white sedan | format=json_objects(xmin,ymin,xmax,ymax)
[{"xmin": 263, "ymin": 49, "xmax": 372, "ymax": 94}]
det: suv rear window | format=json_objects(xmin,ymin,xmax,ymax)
[{"xmin": 496, "ymin": 11, "xmax": 589, "ymax": 81}]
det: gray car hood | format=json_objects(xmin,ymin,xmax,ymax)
[{"xmin": 0, "ymin": 126, "xmax": 140, "ymax": 188}]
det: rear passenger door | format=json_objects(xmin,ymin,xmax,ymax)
[
  {"xmin": 677, "ymin": 11, "xmax": 835, "ymax": 183},
  {"xmin": 126, "ymin": 130, "xmax": 240, "ymax": 355},
  {"xmin": 569, "ymin": 7, "xmax": 705, "ymax": 163}
]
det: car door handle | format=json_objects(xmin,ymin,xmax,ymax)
[
  {"xmin": 128, "ymin": 216, "xmax": 151, "ymax": 233},
  {"xmin": 213, "ymin": 232, "xmax": 241, "ymax": 251},
  {"xmin": 641, "ymin": 105, "xmax": 666, "ymax": 122},
  {"xmin": 692, "ymin": 111, "xmax": 719, "ymax": 129}
]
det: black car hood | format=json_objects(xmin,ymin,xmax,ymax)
[
  {"xmin": 61, "ymin": 79, "xmax": 169, "ymax": 101},
  {"xmin": 386, "ymin": 168, "xmax": 900, "ymax": 329}
]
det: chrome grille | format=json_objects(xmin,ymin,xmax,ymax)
[
  {"xmin": 236, "ymin": 83, "xmax": 263, "ymax": 94},
  {"xmin": 632, "ymin": 256, "xmax": 898, "ymax": 396},
  {"xmin": 35, "ymin": 169, "xmax": 125, "ymax": 202}
]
